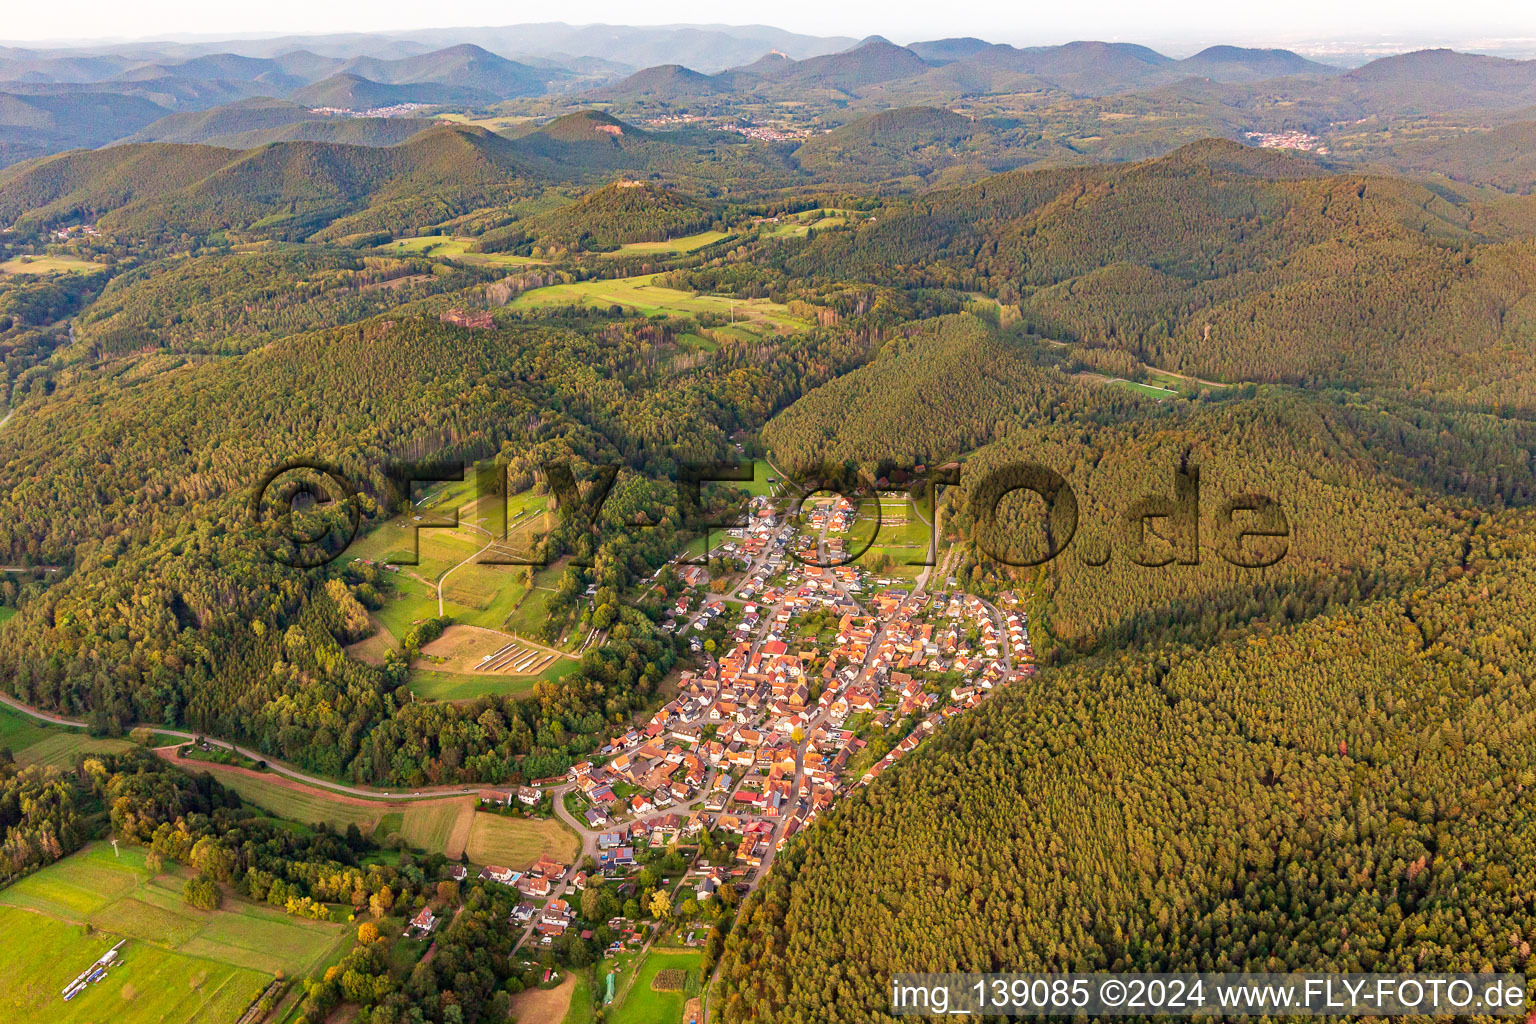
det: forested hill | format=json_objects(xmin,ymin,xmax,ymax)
[
  {"xmin": 0, "ymin": 123, "xmax": 531, "ymax": 241},
  {"xmin": 716, "ymin": 508, "xmax": 1536, "ymax": 1023},
  {"xmin": 780, "ymin": 138, "xmax": 1536, "ymax": 408},
  {"xmin": 524, "ymin": 181, "xmax": 718, "ymax": 250},
  {"xmin": 0, "ymin": 255, "xmax": 883, "ymax": 782},
  {"xmin": 761, "ymin": 313, "xmax": 1536, "ymax": 654}
]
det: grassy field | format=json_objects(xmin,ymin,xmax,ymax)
[
  {"xmin": 173, "ymin": 759, "xmax": 479, "ymax": 859},
  {"xmin": 16, "ymin": 731, "xmax": 134, "ymax": 767},
  {"xmin": 1107, "ymin": 377, "xmax": 1181, "ymax": 399},
  {"xmin": 380, "ymin": 235, "xmax": 543, "ymax": 268},
  {"xmin": 601, "ymin": 230, "xmax": 729, "ymax": 257},
  {"xmin": 463, "ymin": 811, "xmax": 580, "ymax": 868},
  {"xmin": 398, "ymin": 797, "xmax": 475, "ymax": 860},
  {"xmin": 408, "ymin": 658, "xmax": 577, "ymax": 701},
  {"xmin": 0, "ymin": 705, "xmax": 134, "ymax": 766},
  {"xmin": 741, "ymin": 458, "xmax": 779, "ymax": 498},
  {"xmin": 0, "ymin": 843, "xmax": 345, "ymax": 1024},
  {"xmin": 346, "ymin": 476, "xmax": 552, "ymax": 637},
  {"xmin": 759, "ymin": 209, "xmax": 851, "ymax": 238},
  {"xmin": 0, "ymin": 254, "xmax": 107, "ymax": 275},
  {"xmin": 606, "ymin": 948, "xmax": 704, "ymax": 1024},
  {"xmin": 191, "ymin": 766, "xmax": 386, "ymax": 833},
  {"xmin": 0, "ymin": 704, "xmax": 51, "ymax": 753},
  {"xmin": 511, "ymin": 273, "xmax": 806, "ymax": 332},
  {"xmin": 560, "ymin": 972, "xmax": 595, "ymax": 1024}
]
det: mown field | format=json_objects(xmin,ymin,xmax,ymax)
[
  {"xmin": 380, "ymin": 235, "xmax": 544, "ymax": 268},
  {"xmin": 0, "ymin": 843, "xmax": 345, "ymax": 1024},
  {"xmin": 0, "ymin": 705, "xmax": 135, "ymax": 765},
  {"xmin": 407, "ymin": 659, "xmax": 577, "ymax": 701},
  {"xmin": 344, "ymin": 479, "xmax": 553, "ymax": 645},
  {"xmin": 605, "ymin": 948, "xmax": 704, "ymax": 1024},
  {"xmin": 171, "ymin": 759, "xmax": 480, "ymax": 858},
  {"xmin": 463, "ymin": 811, "xmax": 579, "ymax": 869},
  {"xmin": 511, "ymin": 273, "xmax": 807, "ymax": 332},
  {"xmin": 759, "ymin": 208, "xmax": 851, "ymax": 238},
  {"xmin": 602, "ymin": 229, "xmax": 729, "ymax": 257},
  {"xmin": 0, "ymin": 254, "xmax": 106, "ymax": 275}
]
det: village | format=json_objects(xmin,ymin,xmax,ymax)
[{"xmin": 465, "ymin": 487, "xmax": 1035, "ymax": 966}]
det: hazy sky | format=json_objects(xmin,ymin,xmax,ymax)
[{"xmin": 3, "ymin": 0, "xmax": 1533, "ymax": 48}]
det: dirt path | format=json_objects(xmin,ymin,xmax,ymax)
[
  {"xmin": 436, "ymin": 536, "xmax": 502, "ymax": 616},
  {"xmin": 509, "ymin": 974, "xmax": 575, "ymax": 1024}
]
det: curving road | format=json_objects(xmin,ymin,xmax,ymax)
[{"xmin": 0, "ymin": 691, "xmax": 481, "ymax": 802}]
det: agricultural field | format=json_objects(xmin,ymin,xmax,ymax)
[
  {"xmin": 397, "ymin": 797, "xmax": 476, "ymax": 860},
  {"xmin": 510, "ymin": 273, "xmax": 807, "ymax": 333},
  {"xmin": 600, "ymin": 229, "xmax": 729, "ymax": 257},
  {"xmin": 160, "ymin": 752, "xmax": 478, "ymax": 858},
  {"xmin": 604, "ymin": 948, "xmax": 704, "ymax": 1024},
  {"xmin": 379, "ymin": 235, "xmax": 543, "ymax": 268},
  {"xmin": 345, "ymin": 477, "xmax": 553, "ymax": 642},
  {"xmin": 1106, "ymin": 376, "xmax": 1181, "ymax": 399},
  {"xmin": 419, "ymin": 624, "xmax": 561, "ymax": 675},
  {"xmin": 0, "ymin": 705, "xmax": 134, "ymax": 766},
  {"xmin": 176, "ymin": 759, "xmax": 387, "ymax": 834},
  {"xmin": 758, "ymin": 208, "xmax": 851, "ymax": 238},
  {"xmin": 16, "ymin": 730, "xmax": 135, "ymax": 767},
  {"xmin": 509, "ymin": 973, "xmax": 580, "ymax": 1024},
  {"xmin": 0, "ymin": 254, "xmax": 107, "ymax": 275},
  {"xmin": 462, "ymin": 811, "xmax": 579, "ymax": 869},
  {"xmin": 0, "ymin": 843, "xmax": 345, "ymax": 1024}
]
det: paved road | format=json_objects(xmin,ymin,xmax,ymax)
[{"xmin": 0, "ymin": 692, "xmax": 483, "ymax": 802}]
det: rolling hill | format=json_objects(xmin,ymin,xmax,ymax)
[
  {"xmin": 1339, "ymin": 48, "xmax": 1536, "ymax": 112},
  {"xmin": 287, "ymin": 73, "xmax": 470, "ymax": 109},
  {"xmin": 1177, "ymin": 45, "xmax": 1336, "ymax": 80},
  {"xmin": 119, "ymin": 97, "xmax": 324, "ymax": 143},
  {"xmin": 785, "ymin": 137, "xmax": 1536, "ymax": 406},
  {"xmin": 0, "ymin": 123, "xmax": 527, "ymax": 240},
  {"xmin": 525, "ymin": 179, "xmax": 716, "ymax": 249},
  {"xmin": 337, "ymin": 44, "xmax": 549, "ymax": 99},
  {"xmin": 0, "ymin": 90, "xmax": 171, "ymax": 165},
  {"xmin": 751, "ymin": 38, "xmax": 932, "ymax": 92},
  {"xmin": 584, "ymin": 64, "xmax": 727, "ymax": 101}
]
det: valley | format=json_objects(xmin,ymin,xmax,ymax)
[{"xmin": 0, "ymin": 15, "xmax": 1534, "ymax": 1024}]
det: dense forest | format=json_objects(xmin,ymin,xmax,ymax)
[
  {"xmin": 717, "ymin": 509, "xmax": 1536, "ymax": 1021},
  {"xmin": 0, "ymin": 247, "xmax": 890, "ymax": 783},
  {"xmin": 0, "ymin": 68, "xmax": 1534, "ymax": 1023},
  {"xmin": 751, "ymin": 141, "xmax": 1536, "ymax": 409}
]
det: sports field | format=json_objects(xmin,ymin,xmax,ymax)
[
  {"xmin": 511, "ymin": 273, "xmax": 807, "ymax": 332},
  {"xmin": 463, "ymin": 811, "xmax": 580, "ymax": 869},
  {"xmin": 0, "ymin": 843, "xmax": 344, "ymax": 1024}
]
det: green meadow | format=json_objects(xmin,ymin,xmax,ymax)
[
  {"xmin": 511, "ymin": 273, "xmax": 807, "ymax": 332},
  {"xmin": 601, "ymin": 229, "xmax": 729, "ymax": 257},
  {"xmin": 381, "ymin": 235, "xmax": 544, "ymax": 268},
  {"xmin": 0, "ymin": 843, "xmax": 345, "ymax": 1024}
]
